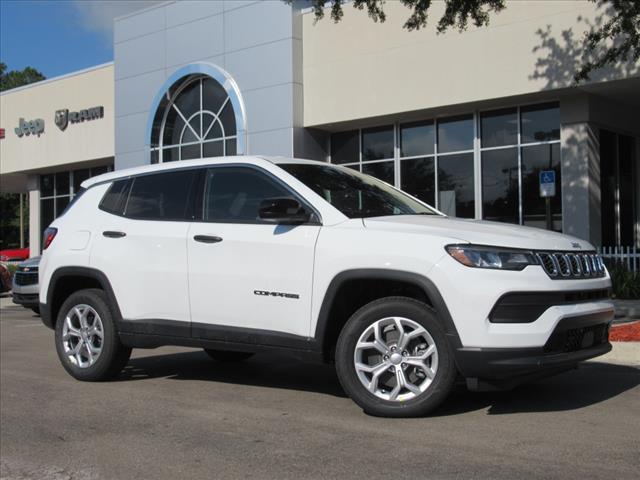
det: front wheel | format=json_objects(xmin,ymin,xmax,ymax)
[
  {"xmin": 335, "ymin": 297, "xmax": 456, "ymax": 417},
  {"xmin": 55, "ymin": 289, "xmax": 131, "ymax": 381}
]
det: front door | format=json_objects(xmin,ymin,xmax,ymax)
[{"xmin": 187, "ymin": 166, "xmax": 320, "ymax": 339}]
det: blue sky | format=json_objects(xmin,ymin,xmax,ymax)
[{"xmin": 0, "ymin": 0, "xmax": 159, "ymax": 79}]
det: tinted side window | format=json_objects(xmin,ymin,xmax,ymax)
[
  {"xmin": 203, "ymin": 167, "xmax": 293, "ymax": 223},
  {"xmin": 125, "ymin": 170, "xmax": 196, "ymax": 220},
  {"xmin": 99, "ymin": 179, "xmax": 131, "ymax": 215}
]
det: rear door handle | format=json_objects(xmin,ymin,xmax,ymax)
[
  {"xmin": 194, "ymin": 235, "xmax": 223, "ymax": 244},
  {"xmin": 103, "ymin": 231, "xmax": 126, "ymax": 238}
]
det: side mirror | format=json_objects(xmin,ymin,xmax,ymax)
[{"xmin": 258, "ymin": 198, "xmax": 312, "ymax": 224}]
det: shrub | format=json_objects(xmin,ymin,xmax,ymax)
[{"xmin": 608, "ymin": 264, "xmax": 640, "ymax": 299}]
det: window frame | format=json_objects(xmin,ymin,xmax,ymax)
[
  {"xmin": 97, "ymin": 164, "xmax": 322, "ymax": 226},
  {"xmin": 196, "ymin": 164, "xmax": 322, "ymax": 225},
  {"xmin": 328, "ymin": 101, "xmax": 562, "ymax": 227},
  {"xmin": 150, "ymin": 75, "xmax": 238, "ymax": 163}
]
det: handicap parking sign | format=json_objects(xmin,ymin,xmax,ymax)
[{"xmin": 539, "ymin": 170, "xmax": 556, "ymax": 198}]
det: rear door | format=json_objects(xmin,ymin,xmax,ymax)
[
  {"xmin": 187, "ymin": 165, "xmax": 320, "ymax": 338},
  {"xmin": 90, "ymin": 169, "xmax": 198, "ymax": 328}
]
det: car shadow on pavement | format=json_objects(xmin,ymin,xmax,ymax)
[
  {"xmin": 118, "ymin": 350, "xmax": 348, "ymax": 398},
  {"xmin": 435, "ymin": 362, "xmax": 640, "ymax": 417},
  {"xmin": 117, "ymin": 351, "xmax": 638, "ymax": 414}
]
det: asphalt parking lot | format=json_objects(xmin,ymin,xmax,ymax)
[{"xmin": 1, "ymin": 302, "xmax": 639, "ymax": 480}]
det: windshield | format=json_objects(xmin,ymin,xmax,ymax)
[{"xmin": 279, "ymin": 163, "xmax": 439, "ymax": 218}]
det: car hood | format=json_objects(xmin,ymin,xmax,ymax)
[{"xmin": 363, "ymin": 215, "xmax": 594, "ymax": 251}]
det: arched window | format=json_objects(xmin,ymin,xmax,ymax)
[{"xmin": 149, "ymin": 68, "xmax": 245, "ymax": 163}]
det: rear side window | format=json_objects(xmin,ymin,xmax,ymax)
[
  {"xmin": 99, "ymin": 179, "xmax": 131, "ymax": 215},
  {"xmin": 125, "ymin": 170, "xmax": 197, "ymax": 220}
]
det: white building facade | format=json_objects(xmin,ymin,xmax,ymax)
[{"xmin": 1, "ymin": 0, "xmax": 638, "ymax": 255}]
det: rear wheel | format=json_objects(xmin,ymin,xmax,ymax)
[
  {"xmin": 204, "ymin": 349, "xmax": 254, "ymax": 362},
  {"xmin": 54, "ymin": 289, "xmax": 131, "ymax": 381},
  {"xmin": 335, "ymin": 297, "xmax": 456, "ymax": 417}
]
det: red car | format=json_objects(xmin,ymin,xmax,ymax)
[{"xmin": 0, "ymin": 247, "xmax": 29, "ymax": 262}]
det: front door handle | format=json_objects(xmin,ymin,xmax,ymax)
[
  {"xmin": 194, "ymin": 235, "xmax": 223, "ymax": 244},
  {"xmin": 103, "ymin": 231, "xmax": 126, "ymax": 238}
]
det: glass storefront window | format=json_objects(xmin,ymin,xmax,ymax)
[
  {"xmin": 329, "ymin": 102, "xmax": 561, "ymax": 229},
  {"xmin": 362, "ymin": 161, "xmax": 394, "ymax": 185},
  {"xmin": 437, "ymin": 115, "xmax": 473, "ymax": 153},
  {"xmin": 481, "ymin": 108, "xmax": 517, "ymax": 148},
  {"xmin": 401, "ymin": 157, "xmax": 435, "ymax": 206},
  {"xmin": 401, "ymin": 121, "xmax": 435, "ymax": 157},
  {"xmin": 362, "ymin": 126, "xmax": 394, "ymax": 161},
  {"xmin": 521, "ymin": 143, "xmax": 561, "ymax": 231},
  {"xmin": 331, "ymin": 130, "xmax": 359, "ymax": 164},
  {"xmin": 481, "ymin": 148, "xmax": 519, "ymax": 224},
  {"xmin": 438, "ymin": 153, "xmax": 475, "ymax": 218},
  {"xmin": 40, "ymin": 175, "xmax": 54, "ymax": 197},
  {"xmin": 520, "ymin": 103, "xmax": 560, "ymax": 143},
  {"xmin": 40, "ymin": 166, "xmax": 112, "ymax": 242}
]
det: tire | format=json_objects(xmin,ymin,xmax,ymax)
[
  {"xmin": 204, "ymin": 349, "xmax": 254, "ymax": 362},
  {"xmin": 30, "ymin": 306, "xmax": 40, "ymax": 315},
  {"xmin": 335, "ymin": 296, "xmax": 456, "ymax": 417},
  {"xmin": 54, "ymin": 289, "xmax": 131, "ymax": 381}
]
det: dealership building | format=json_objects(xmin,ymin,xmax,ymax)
[{"xmin": 1, "ymin": 0, "xmax": 638, "ymax": 254}]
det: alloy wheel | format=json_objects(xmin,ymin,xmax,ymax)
[
  {"xmin": 61, "ymin": 304, "xmax": 104, "ymax": 368},
  {"xmin": 354, "ymin": 317, "xmax": 438, "ymax": 402}
]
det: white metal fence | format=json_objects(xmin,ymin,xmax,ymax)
[{"xmin": 597, "ymin": 246, "xmax": 639, "ymax": 273}]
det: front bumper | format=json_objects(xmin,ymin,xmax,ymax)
[{"xmin": 455, "ymin": 310, "xmax": 612, "ymax": 390}]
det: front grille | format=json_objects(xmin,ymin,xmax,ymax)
[
  {"xmin": 536, "ymin": 252, "xmax": 605, "ymax": 279},
  {"xmin": 14, "ymin": 272, "xmax": 38, "ymax": 286},
  {"xmin": 544, "ymin": 323, "xmax": 610, "ymax": 353}
]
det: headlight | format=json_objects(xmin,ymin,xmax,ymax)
[{"xmin": 445, "ymin": 244, "xmax": 538, "ymax": 270}]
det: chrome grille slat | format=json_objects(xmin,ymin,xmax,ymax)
[{"xmin": 537, "ymin": 251, "xmax": 605, "ymax": 279}]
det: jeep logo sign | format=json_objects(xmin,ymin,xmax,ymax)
[
  {"xmin": 55, "ymin": 106, "xmax": 104, "ymax": 131},
  {"xmin": 14, "ymin": 118, "xmax": 45, "ymax": 137}
]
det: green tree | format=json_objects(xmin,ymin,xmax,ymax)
[
  {"xmin": 0, "ymin": 62, "xmax": 43, "ymax": 249},
  {"xmin": 289, "ymin": 0, "xmax": 639, "ymax": 83},
  {"xmin": 0, "ymin": 62, "xmax": 45, "ymax": 92}
]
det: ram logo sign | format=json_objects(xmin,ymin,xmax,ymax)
[{"xmin": 54, "ymin": 106, "xmax": 104, "ymax": 131}]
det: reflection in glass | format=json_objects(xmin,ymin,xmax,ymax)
[
  {"xmin": 400, "ymin": 121, "xmax": 434, "ymax": 157},
  {"xmin": 521, "ymin": 103, "xmax": 560, "ymax": 143},
  {"xmin": 363, "ymin": 161, "xmax": 394, "ymax": 185},
  {"xmin": 401, "ymin": 157, "xmax": 435, "ymax": 206},
  {"xmin": 40, "ymin": 174, "xmax": 54, "ymax": 197},
  {"xmin": 437, "ymin": 115, "xmax": 473, "ymax": 153},
  {"xmin": 481, "ymin": 108, "xmax": 517, "ymax": 148},
  {"xmin": 73, "ymin": 169, "xmax": 91, "ymax": 193},
  {"xmin": 181, "ymin": 144, "xmax": 201, "ymax": 161},
  {"xmin": 56, "ymin": 196, "xmax": 70, "ymax": 217},
  {"xmin": 40, "ymin": 198, "xmax": 54, "ymax": 239},
  {"xmin": 55, "ymin": 172, "xmax": 70, "ymax": 196},
  {"xmin": 331, "ymin": 130, "xmax": 359, "ymax": 164},
  {"xmin": 438, "ymin": 153, "xmax": 474, "ymax": 218},
  {"xmin": 481, "ymin": 148, "xmax": 519, "ymax": 224},
  {"xmin": 521, "ymin": 143, "xmax": 561, "ymax": 231},
  {"xmin": 203, "ymin": 140, "xmax": 224, "ymax": 158},
  {"xmin": 151, "ymin": 75, "xmax": 238, "ymax": 162},
  {"xmin": 362, "ymin": 126, "xmax": 394, "ymax": 160}
]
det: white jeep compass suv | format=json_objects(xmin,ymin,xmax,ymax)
[{"xmin": 38, "ymin": 156, "xmax": 614, "ymax": 417}]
